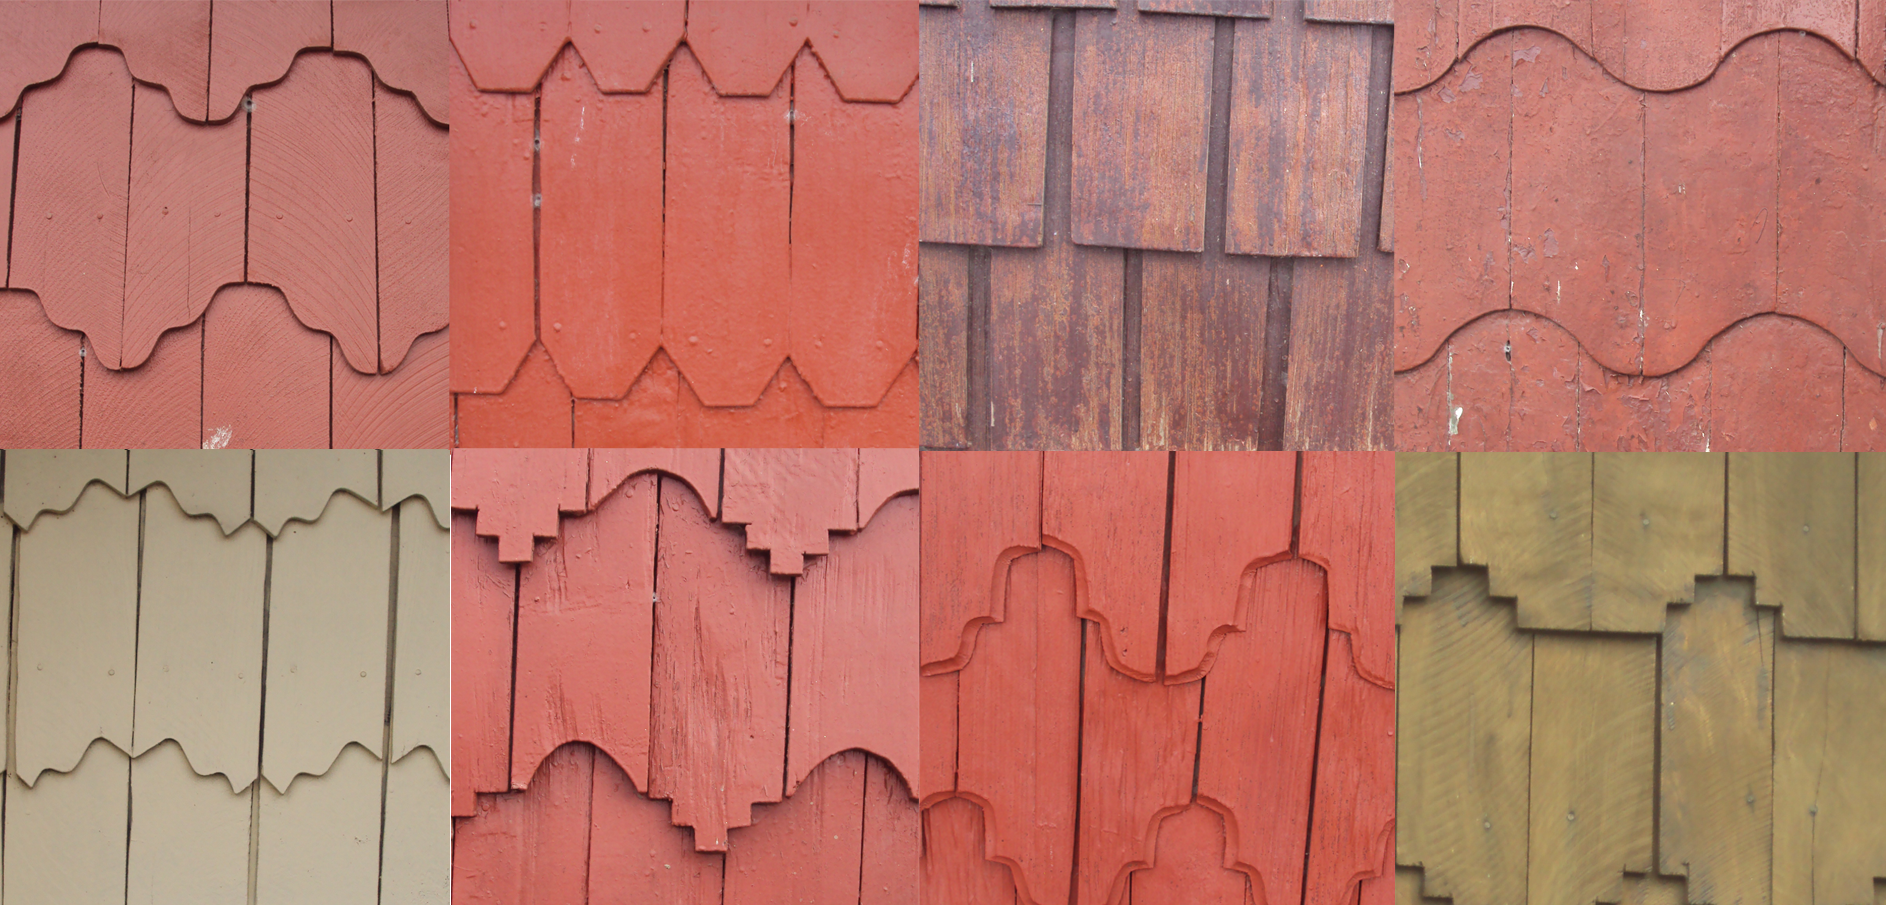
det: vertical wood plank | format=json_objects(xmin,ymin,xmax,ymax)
[
  {"xmin": 1659, "ymin": 579, "xmax": 1773, "ymax": 904},
  {"xmin": 955, "ymin": 549, "xmax": 1082, "ymax": 905},
  {"xmin": 12, "ymin": 484, "xmax": 139, "ymax": 783},
  {"xmin": 1394, "ymin": 452, "xmax": 1457, "ymax": 603},
  {"xmin": 393, "ymin": 497, "xmax": 450, "ymax": 765},
  {"xmin": 1195, "ymin": 559, "xmax": 1326, "ymax": 905},
  {"xmin": 918, "ymin": 451, "xmax": 1043, "ymax": 672},
  {"xmin": 788, "ymin": 494, "xmax": 920, "ymax": 792},
  {"xmin": 1298, "ymin": 451, "xmax": 1396, "ymax": 687},
  {"xmin": 455, "ymin": 345, "xmax": 578, "ymax": 448},
  {"xmin": 664, "ymin": 47, "xmax": 792, "ymax": 406},
  {"xmin": 989, "ymin": 242, "xmax": 1124, "ymax": 450},
  {"xmin": 447, "ymin": 51, "xmax": 537, "ymax": 395},
  {"xmin": 862, "ymin": 757, "xmax": 921, "ymax": 905},
  {"xmin": 919, "ymin": 0, "xmax": 1053, "ymax": 246},
  {"xmin": 451, "ymin": 510, "xmax": 515, "ymax": 815},
  {"xmin": 448, "ymin": 743, "xmax": 594, "ymax": 905},
  {"xmin": 122, "ymin": 81, "xmax": 245, "ymax": 369},
  {"xmin": 1226, "ymin": 10, "xmax": 1373, "ymax": 257},
  {"xmin": 255, "ymin": 744, "xmax": 386, "ymax": 905},
  {"xmin": 126, "ymin": 740, "xmax": 251, "ymax": 905},
  {"xmin": 1164, "ymin": 451, "xmax": 1295, "ymax": 680},
  {"xmin": 262, "ymin": 493, "xmax": 390, "ymax": 790},
  {"xmin": 1395, "ymin": 570, "xmax": 1532, "ymax": 905},
  {"xmin": 725, "ymin": 751, "xmax": 868, "ymax": 904},
  {"xmin": 1726, "ymin": 452, "xmax": 1856, "ymax": 638},
  {"xmin": 249, "ymin": 52, "xmax": 380, "ymax": 373},
  {"xmin": 1138, "ymin": 252, "xmax": 1270, "ymax": 451},
  {"xmin": 1041, "ymin": 451, "xmax": 1168, "ymax": 680},
  {"xmin": 513, "ymin": 473, "xmax": 657, "ymax": 792},
  {"xmin": 1591, "ymin": 452, "xmax": 1724, "ymax": 633},
  {"xmin": 10, "ymin": 49, "xmax": 132, "ymax": 368},
  {"xmin": 1304, "ymin": 632, "xmax": 1397, "ymax": 905},
  {"xmin": 376, "ymin": 80, "xmax": 451, "ymax": 371},
  {"xmin": 920, "ymin": 670, "xmax": 960, "ymax": 802},
  {"xmin": 565, "ymin": 0, "xmax": 685, "ymax": 93},
  {"xmin": 1861, "ymin": 453, "xmax": 1886, "ymax": 640},
  {"xmin": 382, "ymin": 749, "xmax": 453, "ymax": 905},
  {"xmin": 1128, "ymin": 806, "xmax": 1251, "ymax": 905},
  {"xmin": 1459, "ymin": 452, "xmax": 1594, "ymax": 630},
  {"xmin": 1773, "ymin": 640, "xmax": 1886, "ymax": 905},
  {"xmin": 920, "ymin": 798, "xmax": 1020, "ymax": 905},
  {"xmin": 649, "ymin": 477, "xmax": 792, "ymax": 850},
  {"xmin": 790, "ymin": 46, "xmax": 921, "ymax": 406},
  {"xmin": 1076, "ymin": 619, "xmax": 1200, "ymax": 905},
  {"xmin": 202, "ymin": 285, "xmax": 331, "ymax": 450},
  {"xmin": 132, "ymin": 486, "xmax": 265, "ymax": 787},
  {"xmin": 0, "ymin": 291, "xmax": 82, "ymax": 449},
  {"xmin": 2, "ymin": 741, "xmax": 129, "ymax": 905},
  {"xmin": 81, "ymin": 319, "xmax": 203, "ymax": 449},
  {"xmin": 539, "ymin": 48, "xmax": 663, "ymax": 398},
  {"xmin": 920, "ymin": 244, "xmax": 972, "ymax": 449},
  {"xmin": 588, "ymin": 752, "xmax": 723, "ymax": 905},
  {"xmin": 1526, "ymin": 635, "xmax": 1657, "ymax": 905},
  {"xmin": 1069, "ymin": 4, "xmax": 1213, "ymax": 251},
  {"xmin": 1287, "ymin": 246, "xmax": 1393, "ymax": 449},
  {"xmin": 332, "ymin": 327, "xmax": 452, "ymax": 449}
]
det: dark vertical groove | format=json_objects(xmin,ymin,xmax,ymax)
[
  {"xmin": 376, "ymin": 501, "xmax": 401, "ymax": 905},
  {"xmin": 781, "ymin": 576, "xmax": 797, "ymax": 799},
  {"xmin": 5, "ymin": 103, "xmax": 22, "ymax": 282},
  {"xmin": 966, "ymin": 247, "xmax": 993, "ymax": 449},
  {"xmin": 1154, "ymin": 452, "xmax": 1176, "ymax": 679},
  {"xmin": 1067, "ymin": 617, "xmax": 1089, "ymax": 905},
  {"xmin": 1295, "ymin": 627, "xmax": 1332, "ymax": 905},
  {"xmin": 1357, "ymin": 25, "xmax": 1393, "ymax": 248},
  {"xmin": 1121, "ymin": 251, "xmax": 1143, "ymax": 450},
  {"xmin": 249, "ymin": 534, "xmax": 275, "ymax": 905},
  {"xmin": 506, "ymin": 562, "xmax": 520, "ymax": 783},
  {"xmin": 1258, "ymin": 261, "xmax": 1295, "ymax": 449},
  {"xmin": 124, "ymin": 490, "xmax": 147, "ymax": 905},
  {"xmin": 370, "ymin": 78, "xmax": 383, "ymax": 375},
  {"xmin": 1203, "ymin": 17, "xmax": 1235, "ymax": 257},
  {"xmin": 1043, "ymin": 12, "xmax": 1076, "ymax": 243},
  {"xmin": 531, "ymin": 93, "xmax": 543, "ymax": 339}
]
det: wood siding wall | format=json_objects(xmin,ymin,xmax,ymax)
[
  {"xmin": 450, "ymin": 448, "xmax": 920, "ymax": 904},
  {"xmin": 1396, "ymin": 452, "xmax": 1886, "ymax": 904},
  {"xmin": 0, "ymin": 449, "xmax": 450, "ymax": 905},
  {"xmin": 920, "ymin": 451, "xmax": 1396, "ymax": 905}
]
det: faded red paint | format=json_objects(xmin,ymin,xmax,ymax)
[
  {"xmin": 921, "ymin": 451, "xmax": 1396, "ymax": 905},
  {"xmin": 449, "ymin": 0, "xmax": 918, "ymax": 446}
]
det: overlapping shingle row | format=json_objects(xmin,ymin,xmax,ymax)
[
  {"xmin": 920, "ymin": 451, "xmax": 1395, "ymax": 905},
  {"xmin": 0, "ymin": 448, "xmax": 449, "ymax": 905},
  {"xmin": 0, "ymin": 3, "xmax": 449, "ymax": 449},
  {"xmin": 450, "ymin": 1, "xmax": 919, "ymax": 447},
  {"xmin": 450, "ymin": 448, "xmax": 920, "ymax": 902},
  {"xmin": 920, "ymin": 0, "xmax": 1394, "ymax": 451}
]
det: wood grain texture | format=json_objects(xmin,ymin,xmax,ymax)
[
  {"xmin": 1591, "ymin": 452, "xmax": 1724, "ymax": 633},
  {"xmin": 955, "ymin": 548, "xmax": 1083, "ymax": 905},
  {"xmin": 1726, "ymin": 452, "xmax": 1857, "ymax": 638},
  {"xmin": 1304, "ymin": 0, "xmax": 1391, "ymax": 23},
  {"xmin": 1128, "ymin": 806, "xmax": 1250, "ymax": 905},
  {"xmin": 393, "ymin": 497, "xmax": 450, "ymax": 765},
  {"xmin": 252, "ymin": 448, "xmax": 378, "ymax": 535},
  {"xmin": 1304, "ymin": 631, "xmax": 1396, "ymax": 905},
  {"xmin": 205, "ymin": 0, "xmax": 328, "ymax": 122},
  {"xmin": 805, "ymin": 0, "xmax": 920, "ymax": 102},
  {"xmin": 122, "ymin": 81, "xmax": 244, "ymax": 369},
  {"xmin": 1459, "ymin": 453, "xmax": 1594, "ymax": 630},
  {"xmin": 0, "ymin": 290, "xmax": 81, "ymax": 448},
  {"xmin": 0, "ymin": 2, "xmax": 100, "ymax": 121},
  {"xmin": 10, "ymin": 49, "xmax": 132, "ymax": 368},
  {"xmin": 722, "ymin": 448, "xmax": 858, "ymax": 575},
  {"xmin": 919, "ymin": 0, "xmax": 1052, "ymax": 246},
  {"xmin": 1042, "ymin": 451, "xmax": 1167, "ymax": 680},
  {"xmin": 132, "ymin": 486, "xmax": 266, "ymax": 789},
  {"xmin": 449, "ymin": 743, "xmax": 594, "ymax": 905},
  {"xmin": 99, "ymin": 0, "xmax": 210, "ymax": 120},
  {"xmin": 451, "ymin": 447, "xmax": 587, "ymax": 563},
  {"xmin": 202, "ymin": 285, "xmax": 331, "ymax": 450},
  {"xmin": 565, "ymin": 0, "xmax": 685, "ymax": 93},
  {"xmin": 255, "ymin": 743, "xmax": 384, "ymax": 905},
  {"xmin": 1659, "ymin": 579, "xmax": 1773, "ymax": 904},
  {"xmin": 540, "ymin": 48, "xmax": 664, "ymax": 398},
  {"xmin": 249, "ymin": 52, "xmax": 380, "ymax": 373},
  {"xmin": 990, "ymin": 242, "xmax": 1123, "ymax": 449},
  {"xmin": 262, "ymin": 493, "xmax": 390, "ymax": 790},
  {"xmin": 1773, "ymin": 640, "xmax": 1886, "ymax": 905},
  {"xmin": 1164, "ymin": 451, "xmax": 1295, "ymax": 680},
  {"xmin": 12, "ymin": 484, "xmax": 139, "ymax": 783},
  {"xmin": 1396, "ymin": 569, "xmax": 1532, "ymax": 905},
  {"xmin": 863, "ymin": 757, "xmax": 922, "ymax": 905},
  {"xmin": 382, "ymin": 749, "xmax": 453, "ymax": 905},
  {"xmin": 921, "ymin": 797, "xmax": 1021, "ymax": 905},
  {"xmin": 1288, "ymin": 247, "xmax": 1393, "ymax": 449},
  {"xmin": 333, "ymin": 327, "xmax": 453, "ymax": 449},
  {"xmin": 1138, "ymin": 0, "xmax": 1271, "ymax": 14},
  {"xmin": 788, "ymin": 493, "xmax": 920, "ymax": 791},
  {"xmin": 1394, "ymin": 452, "xmax": 1456, "ymax": 602},
  {"xmin": 1226, "ymin": 8, "xmax": 1373, "ymax": 257},
  {"xmin": 451, "ymin": 510, "xmax": 515, "ymax": 816},
  {"xmin": 80, "ymin": 319, "xmax": 202, "ymax": 450},
  {"xmin": 376, "ymin": 79, "xmax": 450, "ymax": 372},
  {"xmin": 1076, "ymin": 618, "xmax": 1200, "ymax": 905},
  {"xmin": 333, "ymin": 0, "xmax": 449, "ymax": 123},
  {"xmin": 919, "ymin": 244, "xmax": 972, "ymax": 449},
  {"xmin": 1863, "ymin": 454, "xmax": 1886, "ymax": 640},
  {"xmin": 1526, "ymin": 634, "xmax": 1657, "ymax": 905},
  {"xmin": 1069, "ymin": 3, "xmax": 1213, "ymax": 252},
  {"xmin": 790, "ymin": 47, "xmax": 920, "ymax": 406},
  {"xmin": 448, "ymin": 0, "xmax": 569, "ymax": 92},
  {"xmin": 2, "ymin": 741, "xmax": 130, "ymax": 905},
  {"xmin": 588, "ymin": 752, "xmax": 725, "ymax": 905},
  {"xmin": 513, "ymin": 474, "xmax": 657, "ymax": 792},
  {"xmin": 663, "ymin": 47, "xmax": 792, "ymax": 406},
  {"xmin": 649, "ymin": 478, "xmax": 793, "ymax": 850},
  {"xmin": 1138, "ymin": 251, "xmax": 1270, "ymax": 450},
  {"xmin": 1298, "ymin": 451, "xmax": 1395, "ymax": 687},
  {"xmin": 1195, "ymin": 559, "xmax": 1326, "ymax": 905},
  {"xmin": 916, "ymin": 452, "xmax": 1041, "ymax": 671},
  {"xmin": 725, "ymin": 751, "xmax": 868, "ymax": 903},
  {"xmin": 125, "ymin": 741, "xmax": 251, "ymax": 905},
  {"xmin": 447, "ymin": 51, "xmax": 536, "ymax": 394}
]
